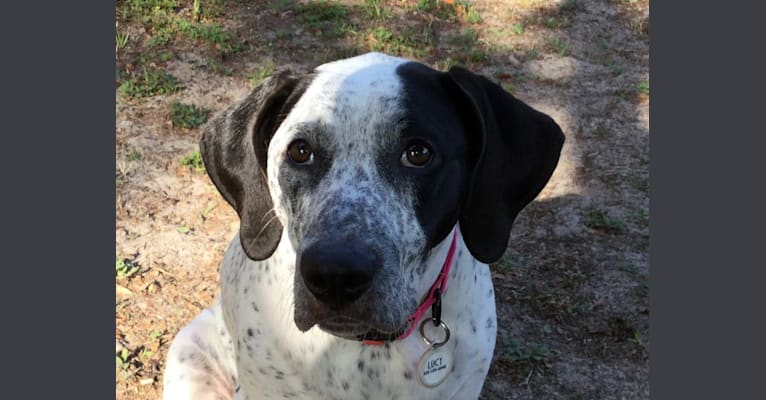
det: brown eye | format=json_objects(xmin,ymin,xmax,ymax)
[
  {"xmin": 287, "ymin": 139, "xmax": 314, "ymax": 164},
  {"xmin": 401, "ymin": 142, "xmax": 433, "ymax": 168}
]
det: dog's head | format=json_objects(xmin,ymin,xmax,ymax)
[{"xmin": 200, "ymin": 53, "xmax": 564, "ymax": 339}]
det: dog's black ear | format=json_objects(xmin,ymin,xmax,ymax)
[
  {"xmin": 448, "ymin": 66, "xmax": 565, "ymax": 263},
  {"xmin": 200, "ymin": 71, "xmax": 306, "ymax": 260}
]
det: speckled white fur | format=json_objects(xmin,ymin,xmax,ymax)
[{"xmin": 163, "ymin": 53, "xmax": 497, "ymax": 400}]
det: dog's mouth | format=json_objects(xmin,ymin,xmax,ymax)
[{"xmin": 316, "ymin": 316, "xmax": 406, "ymax": 341}]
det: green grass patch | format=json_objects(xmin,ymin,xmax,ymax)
[
  {"xmin": 495, "ymin": 255, "xmax": 517, "ymax": 272},
  {"xmin": 180, "ymin": 150, "xmax": 206, "ymax": 173},
  {"xmin": 449, "ymin": 28, "xmax": 478, "ymax": 48},
  {"xmin": 116, "ymin": 30, "xmax": 130, "ymax": 50},
  {"xmin": 544, "ymin": 17, "xmax": 562, "ymax": 29},
  {"xmin": 636, "ymin": 80, "xmax": 649, "ymax": 95},
  {"xmin": 127, "ymin": 150, "xmax": 142, "ymax": 161},
  {"xmin": 119, "ymin": 0, "xmax": 179, "ymax": 22},
  {"xmin": 365, "ymin": 25, "xmax": 434, "ymax": 58},
  {"xmin": 174, "ymin": 19, "xmax": 245, "ymax": 54},
  {"xmin": 503, "ymin": 82, "xmax": 517, "ymax": 93},
  {"xmin": 433, "ymin": 57, "xmax": 460, "ymax": 72},
  {"xmin": 116, "ymin": 347, "xmax": 132, "ymax": 369},
  {"xmin": 594, "ymin": 125, "xmax": 610, "ymax": 138},
  {"xmin": 510, "ymin": 22, "xmax": 525, "ymax": 35},
  {"xmin": 466, "ymin": 7, "xmax": 482, "ymax": 24},
  {"xmin": 416, "ymin": 0, "xmax": 435, "ymax": 12},
  {"xmin": 295, "ymin": 0, "xmax": 353, "ymax": 39},
  {"xmin": 505, "ymin": 341, "xmax": 551, "ymax": 363},
  {"xmin": 249, "ymin": 59, "xmax": 277, "ymax": 87},
  {"xmin": 208, "ymin": 58, "xmax": 234, "ymax": 76},
  {"xmin": 362, "ymin": 0, "xmax": 393, "ymax": 20},
  {"xmin": 118, "ymin": 66, "xmax": 179, "ymax": 99},
  {"xmin": 170, "ymin": 102, "xmax": 210, "ymax": 129},
  {"xmin": 548, "ymin": 37, "xmax": 570, "ymax": 56},
  {"xmin": 192, "ymin": 0, "xmax": 224, "ymax": 21},
  {"xmin": 584, "ymin": 210, "xmax": 626, "ymax": 234},
  {"xmin": 116, "ymin": 258, "xmax": 140, "ymax": 279},
  {"xmin": 560, "ymin": 0, "xmax": 580, "ymax": 12}
]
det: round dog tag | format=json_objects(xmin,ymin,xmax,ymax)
[
  {"xmin": 416, "ymin": 318, "xmax": 453, "ymax": 387},
  {"xmin": 417, "ymin": 345, "xmax": 453, "ymax": 387}
]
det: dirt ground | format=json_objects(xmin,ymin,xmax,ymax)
[{"xmin": 115, "ymin": 0, "xmax": 649, "ymax": 398}]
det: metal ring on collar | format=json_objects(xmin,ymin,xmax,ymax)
[{"xmin": 419, "ymin": 318, "xmax": 450, "ymax": 347}]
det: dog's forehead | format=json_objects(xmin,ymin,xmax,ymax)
[{"xmin": 276, "ymin": 53, "xmax": 410, "ymax": 149}]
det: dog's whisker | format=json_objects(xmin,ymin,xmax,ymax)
[
  {"xmin": 260, "ymin": 208, "xmax": 277, "ymax": 222},
  {"xmin": 254, "ymin": 214, "xmax": 280, "ymax": 241}
]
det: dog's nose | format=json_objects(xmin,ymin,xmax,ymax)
[{"xmin": 299, "ymin": 242, "xmax": 379, "ymax": 309}]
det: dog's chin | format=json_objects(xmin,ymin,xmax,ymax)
[{"xmin": 294, "ymin": 314, "xmax": 403, "ymax": 341}]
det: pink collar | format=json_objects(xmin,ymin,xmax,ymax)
[{"xmin": 361, "ymin": 228, "xmax": 458, "ymax": 345}]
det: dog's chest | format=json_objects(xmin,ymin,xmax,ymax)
[{"xmin": 219, "ymin": 237, "xmax": 497, "ymax": 400}]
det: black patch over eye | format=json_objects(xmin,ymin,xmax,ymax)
[
  {"xmin": 400, "ymin": 142, "xmax": 433, "ymax": 168},
  {"xmin": 287, "ymin": 139, "xmax": 314, "ymax": 164}
]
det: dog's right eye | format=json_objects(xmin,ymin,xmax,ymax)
[{"xmin": 287, "ymin": 139, "xmax": 315, "ymax": 165}]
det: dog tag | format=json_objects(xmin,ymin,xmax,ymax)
[{"xmin": 416, "ymin": 319, "xmax": 453, "ymax": 388}]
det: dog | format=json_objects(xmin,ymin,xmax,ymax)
[{"xmin": 163, "ymin": 52, "xmax": 564, "ymax": 400}]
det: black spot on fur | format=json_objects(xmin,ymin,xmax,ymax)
[
  {"xmin": 357, "ymin": 360, "xmax": 364, "ymax": 372},
  {"xmin": 247, "ymin": 328, "xmax": 254, "ymax": 337},
  {"xmin": 404, "ymin": 370, "xmax": 413, "ymax": 380}
]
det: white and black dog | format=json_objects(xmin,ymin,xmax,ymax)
[{"xmin": 163, "ymin": 52, "xmax": 564, "ymax": 400}]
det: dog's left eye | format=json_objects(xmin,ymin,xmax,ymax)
[
  {"xmin": 401, "ymin": 142, "xmax": 433, "ymax": 168},
  {"xmin": 287, "ymin": 139, "xmax": 315, "ymax": 165}
]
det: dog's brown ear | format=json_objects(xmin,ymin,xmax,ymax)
[
  {"xmin": 200, "ymin": 71, "xmax": 307, "ymax": 260},
  {"xmin": 449, "ymin": 66, "xmax": 565, "ymax": 263}
]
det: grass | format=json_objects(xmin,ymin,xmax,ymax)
[
  {"xmin": 496, "ymin": 255, "xmax": 517, "ymax": 273},
  {"xmin": 118, "ymin": 66, "xmax": 180, "ymax": 99},
  {"xmin": 174, "ymin": 19, "xmax": 245, "ymax": 54},
  {"xmin": 526, "ymin": 48, "xmax": 540, "ymax": 60},
  {"xmin": 180, "ymin": 150, "xmax": 206, "ymax": 173},
  {"xmin": 116, "ymin": 347, "xmax": 132, "ymax": 369},
  {"xmin": 433, "ymin": 57, "xmax": 460, "ymax": 72},
  {"xmin": 510, "ymin": 22, "xmax": 525, "ymax": 35},
  {"xmin": 636, "ymin": 80, "xmax": 649, "ymax": 95},
  {"xmin": 594, "ymin": 125, "xmax": 610, "ymax": 138},
  {"xmin": 119, "ymin": 0, "xmax": 241, "ymax": 56},
  {"xmin": 363, "ymin": 0, "xmax": 392, "ymax": 20},
  {"xmin": 506, "ymin": 341, "xmax": 551, "ymax": 363},
  {"xmin": 295, "ymin": 0, "xmax": 353, "ymax": 39},
  {"xmin": 249, "ymin": 59, "xmax": 277, "ymax": 87},
  {"xmin": 127, "ymin": 150, "xmax": 142, "ymax": 161},
  {"xmin": 170, "ymin": 102, "xmax": 210, "ymax": 129},
  {"xmin": 544, "ymin": 17, "xmax": 562, "ymax": 29},
  {"xmin": 548, "ymin": 37, "xmax": 570, "ymax": 56},
  {"xmin": 116, "ymin": 31, "xmax": 130, "ymax": 51},
  {"xmin": 499, "ymin": 334, "xmax": 553, "ymax": 378},
  {"xmin": 208, "ymin": 58, "xmax": 234, "ymax": 75},
  {"xmin": 116, "ymin": 258, "xmax": 140, "ymax": 279},
  {"xmin": 449, "ymin": 28, "xmax": 478, "ymax": 48},
  {"xmin": 364, "ymin": 25, "xmax": 434, "ymax": 58},
  {"xmin": 466, "ymin": 7, "xmax": 482, "ymax": 24},
  {"xmin": 416, "ymin": 0, "xmax": 435, "ymax": 12},
  {"xmin": 584, "ymin": 210, "xmax": 626, "ymax": 234},
  {"xmin": 560, "ymin": 0, "xmax": 580, "ymax": 12}
]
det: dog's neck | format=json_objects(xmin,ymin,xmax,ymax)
[{"xmin": 219, "ymin": 225, "xmax": 496, "ymax": 396}]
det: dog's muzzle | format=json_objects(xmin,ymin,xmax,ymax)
[{"xmin": 298, "ymin": 240, "xmax": 379, "ymax": 309}]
